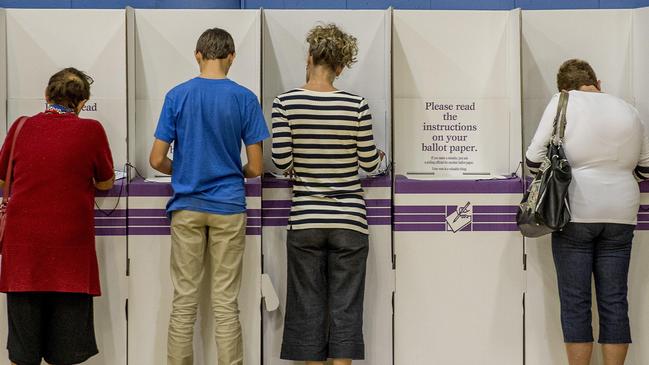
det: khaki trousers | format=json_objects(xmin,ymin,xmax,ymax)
[{"xmin": 167, "ymin": 210, "xmax": 246, "ymax": 365}]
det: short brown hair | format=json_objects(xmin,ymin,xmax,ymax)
[
  {"xmin": 195, "ymin": 28, "xmax": 235, "ymax": 60},
  {"xmin": 307, "ymin": 23, "xmax": 358, "ymax": 71},
  {"xmin": 46, "ymin": 67, "xmax": 93, "ymax": 109},
  {"xmin": 557, "ymin": 59, "xmax": 598, "ymax": 92}
]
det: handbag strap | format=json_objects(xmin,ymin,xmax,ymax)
[
  {"xmin": 552, "ymin": 91, "xmax": 569, "ymax": 145},
  {"xmin": 2, "ymin": 117, "xmax": 29, "ymax": 204}
]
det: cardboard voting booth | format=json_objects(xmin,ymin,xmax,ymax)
[
  {"xmin": 0, "ymin": 9, "xmax": 128, "ymax": 365},
  {"xmin": 522, "ymin": 8, "xmax": 649, "ymax": 365},
  {"xmin": 261, "ymin": 10, "xmax": 393, "ymax": 365},
  {"xmin": 393, "ymin": 10, "xmax": 524, "ymax": 365},
  {"xmin": 128, "ymin": 9, "xmax": 263, "ymax": 365}
]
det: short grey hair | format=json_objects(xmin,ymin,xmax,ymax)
[{"xmin": 195, "ymin": 28, "xmax": 235, "ymax": 60}]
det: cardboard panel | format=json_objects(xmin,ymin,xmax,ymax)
[
  {"xmin": 393, "ymin": 10, "xmax": 522, "ymax": 177},
  {"xmin": 133, "ymin": 9, "xmax": 261, "ymax": 178},
  {"xmin": 6, "ymin": 9, "xmax": 127, "ymax": 169},
  {"xmin": 393, "ymin": 177, "xmax": 524, "ymax": 364},
  {"xmin": 262, "ymin": 10, "xmax": 392, "ymax": 174}
]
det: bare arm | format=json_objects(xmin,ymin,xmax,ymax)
[
  {"xmin": 95, "ymin": 175, "xmax": 115, "ymax": 191},
  {"xmin": 149, "ymin": 139, "xmax": 173, "ymax": 175},
  {"xmin": 244, "ymin": 142, "xmax": 264, "ymax": 178}
]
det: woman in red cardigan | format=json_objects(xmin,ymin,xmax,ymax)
[{"xmin": 0, "ymin": 67, "xmax": 114, "ymax": 365}]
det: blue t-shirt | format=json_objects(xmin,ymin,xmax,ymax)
[{"xmin": 154, "ymin": 77, "xmax": 269, "ymax": 215}]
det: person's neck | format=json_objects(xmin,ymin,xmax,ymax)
[
  {"xmin": 303, "ymin": 66, "xmax": 337, "ymax": 92},
  {"xmin": 199, "ymin": 60, "xmax": 229, "ymax": 80},
  {"xmin": 578, "ymin": 85, "xmax": 600, "ymax": 93}
]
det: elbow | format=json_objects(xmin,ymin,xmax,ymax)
[
  {"xmin": 95, "ymin": 179, "xmax": 115, "ymax": 191},
  {"xmin": 149, "ymin": 154, "xmax": 164, "ymax": 171},
  {"xmin": 246, "ymin": 164, "xmax": 264, "ymax": 178}
]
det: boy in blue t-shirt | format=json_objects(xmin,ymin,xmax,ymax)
[{"xmin": 150, "ymin": 27, "xmax": 269, "ymax": 365}]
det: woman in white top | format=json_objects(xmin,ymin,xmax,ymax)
[{"xmin": 526, "ymin": 59, "xmax": 649, "ymax": 365}]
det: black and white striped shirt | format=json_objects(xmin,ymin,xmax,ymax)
[{"xmin": 271, "ymin": 89, "xmax": 381, "ymax": 234}]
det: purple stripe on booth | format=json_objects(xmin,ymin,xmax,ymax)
[
  {"xmin": 94, "ymin": 209, "xmax": 127, "ymax": 217},
  {"xmin": 96, "ymin": 227, "xmax": 127, "ymax": 236},
  {"xmin": 393, "ymin": 215, "xmax": 446, "ymax": 223},
  {"xmin": 263, "ymin": 218, "xmax": 289, "ymax": 226},
  {"xmin": 394, "ymin": 205, "xmax": 445, "ymax": 214},
  {"xmin": 247, "ymin": 209, "xmax": 262, "ymax": 217},
  {"xmin": 473, "ymin": 205, "xmax": 519, "ymax": 213},
  {"xmin": 129, "ymin": 217, "xmax": 170, "ymax": 226},
  {"xmin": 94, "ymin": 218, "xmax": 127, "ymax": 227},
  {"xmin": 637, "ymin": 223, "xmax": 649, "ymax": 230},
  {"xmin": 361, "ymin": 175, "xmax": 392, "ymax": 188},
  {"xmin": 472, "ymin": 214, "xmax": 517, "ymax": 223},
  {"xmin": 248, "ymin": 218, "xmax": 262, "ymax": 226},
  {"xmin": 128, "ymin": 209, "xmax": 167, "ymax": 217},
  {"xmin": 262, "ymin": 208, "xmax": 291, "ymax": 217},
  {"xmin": 263, "ymin": 200, "xmax": 292, "ymax": 208},
  {"xmin": 367, "ymin": 217, "xmax": 391, "ymax": 225},
  {"xmin": 472, "ymin": 223, "xmax": 519, "ymax": 231},
  {"xmin": 393, "ymin": 223, "xmax": 446, "ymax": 232},
  {"xmin": 395, "ymin": 175, "xmax": 524, "ymax": 194},
  {"xmin": 246, "ymin": 227, "xmax": 262, "ymax": 236},
  {"xmin": 366, "ymin": 199, "xmax": 391, "ymax": 207},
  {"xmin": 367, "ymin": 207, "xmax": 392, "ymax": 216},
  {"xmin": 262, "ymin": 175, "xmax": 392, "ymax": 189}
]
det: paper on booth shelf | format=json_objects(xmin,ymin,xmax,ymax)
[{"xmin": 145, "ymin": 176, "xmax": 171, "ymax": 183}]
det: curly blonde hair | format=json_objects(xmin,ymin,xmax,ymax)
[{"xmin": 306, "ymin": 23, "xmax": 358, "ymax": 70}]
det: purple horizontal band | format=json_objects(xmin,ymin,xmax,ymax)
[
  {"xmin": 367, "ymin": 207, "xmax": 391, "ymax": 216},
  {"xmin": 94, "ymin": 218, "xmax": 127, "ymax": 227},
  {"xmin": 128, "ymin": 209, "xmax": 166, "ymax": 217},
  {"xmin": 262, "ymin": 175, "xmax": 392, "ymax": 189},
  {"xmin": 263, "ymin": 217, "xmax": 289, "ymax": 226},
  {"xmin": 263, "ymin": 200, "xmax": 292, "ymax": 208},
  {"xmin": 96, "ymin": 227, "xmax": 127, "ymax": 236},
  {"xmin": 395, "ymin": 175, "xmax": 524, "ymax": 194},
  {"xmin": 473, "ymin": 205, "xmax": 519, "ymax": 214},
  {"xmin": 367, "ymin": 217, "xmax": 391, "ymax": 225},
  {"xmin": 394, "ymin": 206, "xmax": 445, "ymax": 214},
  {"xmin": 366, "ymin": 199, "xmax": 391, "ymax": 207},
  {"xmin": 472, "ymin": 214, "xmax": 517, "ymax": 223},
  {"xmin": 246, "ymin": 227, "xmax": 261, "ymax": 235},
  {"xmin": 636, "ymin": 223, "xmax": 649, "ymax": 230},
  {"xmin": 129, "ymin": 217, "xmax": 170, "ymax": 226},
  {"xmin": 472, "ymin": 223, "xmax": 519, "ymax": 232},
  {"xmin": 640, "ymin": 181, "xmax": 649, "ymax": 193},
  {"xmin": 394, "ymin": 214, "xmax": 445, "ymax": 223},
  {"xmin": 247, "ymin": 209, "xmax": 261, "ymax": 217},
  {"xmin": 394, "ymin": 223, "xmax": 446, "ymax": 232},
  {"xmin": 248, "ymin": 218, "xmax": 261, "ymax": 226},
  {"xmin": 128, "ymin": 178, "xmax": 261, "ymax": 197},
  {"xmin": 262, "ymin": 208, "xmax": 290, "ymax": 217},
  {"xmin": 94, "ymin": 209, "xmax": 127, "ymax": 217}
]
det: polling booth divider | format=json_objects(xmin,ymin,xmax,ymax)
[
  {"xmin": 392, "ymin": 9, "xmax": 524, "ymax": 365},
  {"xmin": 0, "ymin": 9, "xmax": 129, "ymax": 365},
  {"xmin": 0, "ymin": 9, "xmax": 6, "ymax": 139},
  {"xmin": 521, "ymin": 9, "xmax": 643, "ymax": 365},
  {"xmin": 127, "ymin": 9, "xmax": 263, "ymax": 365},
  {"xmin": 260, "ymin": 9, "xmax": 393, "ymax": 365}
]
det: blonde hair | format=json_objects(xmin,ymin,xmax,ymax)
[{"xmin": 306, "ymin": 23, "xmax": 358, "ymax": 70}]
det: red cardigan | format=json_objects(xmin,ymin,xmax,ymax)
[{"xmin": 0, "ymin": 112, "xmax": 114, "ymax": 296}]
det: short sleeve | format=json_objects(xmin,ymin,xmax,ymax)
[
  {"xmin": 92, "ymin": 122, "xmax": 114, "ymax": 182},
  {"xmin": 154, "ymin": 94, "xmax": 177, "ymax": 143},
  {"xmin": 634, "ymin": 112, "xmax": 649, "ymax": 181},
  {"xmin": 242, "ymin": 94, "xmax": 270, "ymax": 146}
]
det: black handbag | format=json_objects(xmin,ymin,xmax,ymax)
[{"xmin": 517, "ymin": 91, "xmax": 572, "ymax": 238}]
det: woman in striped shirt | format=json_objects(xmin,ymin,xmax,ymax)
[{"xmin": 272, "ymin": 24, "xmax": 383, "ymax": 365}]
